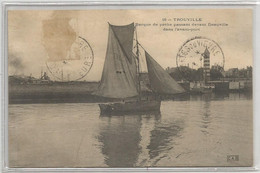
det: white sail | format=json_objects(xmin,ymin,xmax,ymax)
[{"xmin": 95, "ymin": 23, "xmax": 138, "ymax": 98}]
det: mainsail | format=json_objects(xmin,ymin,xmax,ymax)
[
  {"xmin": 145, "ymin": 51, "xmax": 185, "ymax": 94},
  {"xmin": 95, "ymin": 23, "xmax": 138, "ymax": 98}
]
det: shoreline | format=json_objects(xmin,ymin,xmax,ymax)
[{"xmin": 9, "ymin": 91, "xmax": 252, "ymax": 104}]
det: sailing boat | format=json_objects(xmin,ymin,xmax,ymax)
[{"xmin": 95, "ymin": 23, "xmax": 185, "ymax": 115}]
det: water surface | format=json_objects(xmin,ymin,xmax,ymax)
[{"xmin": 9, "ymin": 93, "xmax": 253, "ymax": 167}]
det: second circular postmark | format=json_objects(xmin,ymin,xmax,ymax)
[{"xmin": 176, "ymin": 37, "xmax": 225, "ymax": 81}]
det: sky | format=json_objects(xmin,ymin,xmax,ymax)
[{"xmin": 8, "ymin": 9, "xmax": 253, "ymax": 81}]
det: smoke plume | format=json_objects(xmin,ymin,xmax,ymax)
[{"xmin": 8, "ymin": 52, "xmax": 25, "ymax": 75}]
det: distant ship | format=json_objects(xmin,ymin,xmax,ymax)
[{"xmin": 95, "ymin": 23, "xmax": 185, "ymax": 115}]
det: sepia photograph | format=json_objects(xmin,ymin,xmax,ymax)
[{"xmin": 8, "ymin": 9, "xmax": 253, "ymax": 167}]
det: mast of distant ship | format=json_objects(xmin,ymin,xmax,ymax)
[{"xmin": 135, "ymin": 25, "xmax": 141, "ymax": 100}]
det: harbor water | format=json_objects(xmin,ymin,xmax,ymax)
[{"xmin": 9, "ymin": 93, "xmax": 253, "ymax": 167}]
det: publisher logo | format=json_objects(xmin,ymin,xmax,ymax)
[{"xmin": 227, "ymin": 155, "xmax": 239, "ymax": 162}]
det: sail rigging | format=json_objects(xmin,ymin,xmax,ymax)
[
  {"xmin": 95, "ymin": 23, "xmax": 138, "ymax": 98},
  {"xmin": 145, "ymin": 51, "xmax": 185, "ymax": 94},
  {"xmin": 96, "ymin": 22, "xmax": 184, "ymax": 99}
]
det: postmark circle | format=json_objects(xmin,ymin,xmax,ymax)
[
  {"xmin": 46, "ymin": 36, "xmax": 94, "ymax": 81},
  {"xmin": 176, "ymin": 36, "xmax": 225, "ymax": 81}
]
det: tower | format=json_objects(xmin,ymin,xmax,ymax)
[{"xmin": 203, "ymin": 47, "xmax": 210, "ymax": 84}]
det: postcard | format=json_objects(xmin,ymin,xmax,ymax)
[{"xmin": 8, "ymin": 9, "xmax": 253, "ymax": 167}]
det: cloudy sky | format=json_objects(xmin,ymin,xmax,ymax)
[{"xmin": 8, "ymin": 9, "xmax": 253, "ymax": 81}]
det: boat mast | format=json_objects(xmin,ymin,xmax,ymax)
[{"xmin": 135, "ymin": 25, "xmax": 141, "ymax": 100}]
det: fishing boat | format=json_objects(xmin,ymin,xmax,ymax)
[{"xmin": 95, "ymin": 23, "xmax": 185, "ymax": 115}]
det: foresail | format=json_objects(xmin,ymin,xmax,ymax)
[
  {"xmin": 145, "ymin": 51, "xmax": 185, "ymax": 94},
  {"xmin": 110, "ymin": 23, "xmax": 137, "ymax": 85},
  {"xmin": 95, "ymin": 24, "xmax": 138, "ymax": 98},
  {"xmin": 110, "ymin": 23, "xmax": 135, "ymax": 63}
]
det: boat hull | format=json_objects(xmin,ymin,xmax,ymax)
[{"xmin": 99, "ymin": 100, "xmax": 161, "ymax": 115}]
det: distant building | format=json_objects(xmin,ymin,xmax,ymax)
[
  {"xmin": 224, "ymin": 67, "xmax": 252, "ymax": 78},
  {"xmin": 246, "ymin": 66, "xmax": 252, "ymax": 78},
  {"xmin": 224, "ymin": 68, "xmax": 239, "ymax": 78},
  {"xmin": 211, "ymin": 64, "xmax": 224, "ymax": 71},
  {"xmin": 165, "ymin": 67, "xmax": 177, "ymax": 74}
]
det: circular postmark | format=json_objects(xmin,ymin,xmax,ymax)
[
  {"xmin": 176, "ymin": 36, "xmax": 225, "ymax": 81},
  {"xmin": 46, "ymin": 36, "xmax": 94, "ymax": 81}
]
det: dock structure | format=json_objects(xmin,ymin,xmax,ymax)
[{"xmin": 177, "ymin": 79, "xmax": 252, "ymax": 93}]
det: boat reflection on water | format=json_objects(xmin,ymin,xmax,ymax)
[
  {"xmin": 97, "ymin": 111, "xmax": 184, "ymax": 167},
  {"xmin": 145, "ymin": 119, "xmax": 184, "ymax": 166},
  {"xmin": 97, "ymin": 112, "xmax": 159, "ymax": 167}
]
